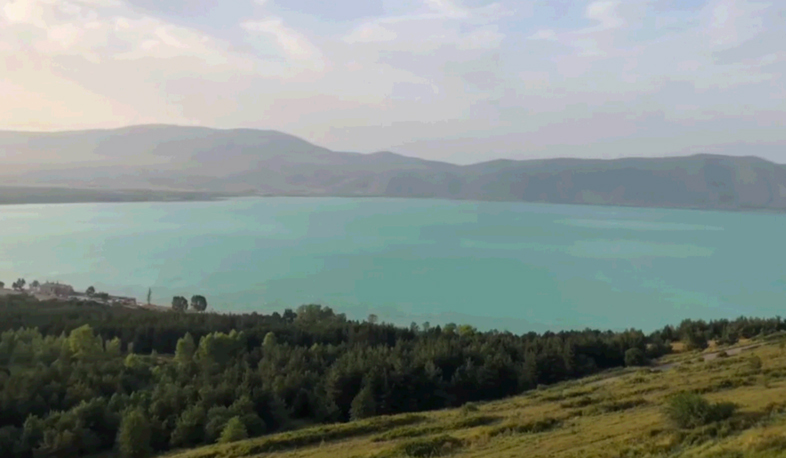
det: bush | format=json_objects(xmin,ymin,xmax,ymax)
[
  {"xmin": 489, "ymin": 417, "xmax": 561, "ymax": 436},
  {"xmin": 747, "ymin": 355, "xmax": 763, "ymax": 372},
  {"xmin": 459, "ymin": 402, "xmax": 479, "ymax": 415},
  {"xmin": 219, "ymin": 417, "xmax": 248, "ymax": 444},
  {"xmin": 663, "ymin": 392, "xmax": 737, "ymax": 429},
  {"xmin": 451, "ymin": 415, "xmax": 500, "ymax": 428},
  {"xmin": 399, "ymin": 435, "xmax": 463, "ymax": 457},
  {"xmin": 117, "ymin": 409, "xmax": 152, "ymax": 458},
  {"xmin": 625, "ymin": 348, "xmax": 648, "ymax": 367}
]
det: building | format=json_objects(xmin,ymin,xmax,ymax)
[
  {"xmin": 38, "ymin": 282, "xmax": 75, "ymax": 297},
  {"xmin": 110, "ymin": 296, "xmax": 137, "ymax": 306}
]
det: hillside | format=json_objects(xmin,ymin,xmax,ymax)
[
  {"xmin": 165, "ymin": 338, "xmax": 786, "ymax": 458},
  {"xmin": 2, "ymin": 125, "xmax": 786, "ymax": 210},
  {"xmin": 1, "ymin": 294, "xmax": 786, "ymax": 458}
]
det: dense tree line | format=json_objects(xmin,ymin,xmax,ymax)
[{"xmin": 0, "ymin": 294, "xmax": 783, "ymax": 457}]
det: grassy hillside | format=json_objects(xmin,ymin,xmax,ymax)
[{"xmin": 163, "ymin": 338, "xmax": 786, "ymax": 458}]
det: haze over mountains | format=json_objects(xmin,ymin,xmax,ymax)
[{"xmin": 1, "ymin": 125, "xmax": 785, "ymax": 211}]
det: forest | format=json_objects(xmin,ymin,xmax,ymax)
[{"xmin": 0, "ymin": 294, "xmax": 784, "ymax": 457}]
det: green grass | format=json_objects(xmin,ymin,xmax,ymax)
[{"xmin": 161, "ymin": 338, "xmax": 786, "ymax": 458}]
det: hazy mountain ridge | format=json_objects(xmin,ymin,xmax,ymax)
[{"xmin": 1, "ymin": 125, "xmax": 785, "ymax": 210}]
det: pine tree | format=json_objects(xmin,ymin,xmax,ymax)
[
  {"xmin": 117, "ymin": 409, "xmax": 152, "ymax": 458},
  {"xmin": 174, "ymin": 333, "xmax": 196, "ymax": 365},
  {"xmin": 350, "ymin": 384, "xmax": 376, "ymax": 421},
  {"xmin": 218, "ymin": 417, "xmax": 248, "ymax": 444}
]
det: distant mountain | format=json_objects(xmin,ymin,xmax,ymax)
[{"xmin": 1, "ymin": 125, "xmax": 785, "ymax": 211}]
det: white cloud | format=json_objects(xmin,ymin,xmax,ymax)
[
  {"xmin": 0, "ymin": 0, "xmax": 784, "ymax": 165},
  {"xmin": 704, "ymin": 0, "xmax": 767, "ymax": 49},
  {"xmin": 424, "ymin": 0, "xmax": 470, "ymax": 19},
  {"xmin": 528, "ymin": 29, "xmax": 557, "ymax": 41},
  {"xmin": 242, "ymin": 17, "xmax": 323, "ymax": 63},
  {"xmin": 343, "ymin": 22, "xmax": 398, "ymax": 43},
  {"xmin": 585, "ymin": 1, "xmax": 624, "ymax": 31}
]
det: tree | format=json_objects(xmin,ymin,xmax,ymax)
[
  {"xmin": 190, "ymin": 295, "xmax": 208, "ymax": 312},
  {"xmin": 69, "ymin": 324, "xmax": 102, "ymax": 359},
  {"xmin": 117, "ymin": 409, "xmax": 152, "ymax": 458},
  {"xmin": 350, "ymin": 384, "xmax": 376, "ymax": 421},
  {"xmin": 30, "ymin": 280, "xmax": 40, "ymax": 289},
  {"xmin": 624, "ymin": 348, "xmax": 648, "ymax": 367},
  {"xmin": 146, "ymin": 288, "xmax": 152, "ymax": 305},
  {"xmin": 12, "ymin": 278, "xmax": 26, "ymax": 291},
  {"xmin": 0, "ymin": 281, "xmax": 4, "ymax": 289},
  {"xmin": 685, "ymin": 330, "xmax": 708, "ymax": 351},
  {"xmin": 171, "ymin": 296, "xmax": 188, "ymax": 312},
  {"xmin": 367, "ymin": 314, "xmax": 378, "ymax": 324},
  {"xmin": 175, "ymin": 333, "xmax": 196, "ymax": 364},
  {"xmin": 170, "ymin": 405, "xmax": 206, "ymax": 448},
  {"xmin": 86, "ymin": 286, "xmax": 96, "ymax": 296},
  {"xmin": 263, "ymin": 332, "xmax": 277, "ymax": 349},
  {"xmin": 218, "ymin": 417, "xmax": 248, "ymax": 444}
]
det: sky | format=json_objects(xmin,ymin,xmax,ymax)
[{"xmin": 0, "ymin": 0, "xmax": 784, "ymax": 164}]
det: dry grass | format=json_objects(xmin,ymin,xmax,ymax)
[{"xmin": 161, "ymin": 337, "xmax": 786, "ymax": 458}]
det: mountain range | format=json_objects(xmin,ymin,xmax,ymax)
[{"xmin": 1, "ymin": 124, "xmax": 785, "ymax": 211}]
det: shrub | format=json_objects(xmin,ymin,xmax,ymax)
[
  {"xmin": 117, "ymin": 409, "xmax": 152, "ymax": 458},
  {"xmin": 219, "ymin": 417, "xmax": 248, "ymax": 444},
  {"xmin": 459, "ymin": 402, "xmax": 479, "ymax": 415},
  {"xmin": 625, "ymin": 348, "xmax": 648, "ymax": 367},
  {"xmin": 747, "ymin": 355, "xmax": 763, "ymax": 373},
  {"xmin": 399, "ymin": 435, "xmax": 463, "ymax": 457},
  {"xmin": 451, "ymin": 415, "xmax": 500, "ymax": 428},
  {"xmin": 489, "ymin": 417, "xmax": 561, "ymax": 436},
  {"xmin": 663, "ymin": 392, "xmax": 737, "ymax": 429}
]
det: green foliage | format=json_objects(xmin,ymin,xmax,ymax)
[
  {"xmin": 172, "ymin": 296, "xmax": 189, "ymax": 312},
  {"xmin": 262, "ymin": 331, "xmax": 277, "ymax": 348},
  {"xmin": 684, "ymin": 329, "xmax": 709, "ymax": 351},
  {"xmin": 175, "ymin": 332, "xmax": 196, "ymax": 365},
  {"xmin": 747, "ymin": 355, "xmax": 763, "ymax": 372},
  {"xmin": 171, "ymin": 405, "xmax": 207, "ymax": 448},
  {"xmin": 68, "ymin": 324, "xmax": 102, "ymax": 359},
  {"xmin": 459, "ymin": 402, "xmax": 479, "ymax": 415},
  {"xmin": 191, "ymin": 295, "xmax": 208, "ymax": 312},
  {"xmin": 12, "ymin": 278, "xmax": 26, "ymax": 291},
  {"xmin": 118, "ymin": 409, "xmax": 152, "ymax": 458},
  {"xmin": 350, "ymin": 384, "xmax": 376, "ymax": 421},
  {"xmin": 624, "ymin": 348, "xmax": 648, "ymax": 367},
  {"xmin": 663, "ymin": 392, "xmax": 737, "ymax": 429},
  {"xmin": 86, "ymin": 286, "xmax": 95, "ymax": 296},
  {"xmin": 489, "ymin": 417, "xmax": 561, "ymax": 436},
  {"xmin": 218, "ymin": 417, "xmax": 248, "ymax": 444},
  {"xmin": 1, "ymin": 294, "xmax": 784, "ymax": 458},
  {"xmin": 398, "ymin": 435, "xmax": 463, "ymax": 457}
]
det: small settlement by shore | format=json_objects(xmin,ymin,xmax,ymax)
[{"xmin": 0, "ymin": 281, "xmax": 168, "ymax": 311}]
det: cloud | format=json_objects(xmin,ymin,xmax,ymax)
[
  {"xmin": 585, "ymin": 1, "xmax": 625, "ymax": 31},
  {"xmin": 528, "ymin": 29, "xmax": 557, "ymax": 41},
  {"xmin": 423, "ymin": 0, "xmax": 470, "ymax": 19},
  {"xmin": 0, "ymin": 0, "xmax": 784, "ymax": 165},
  {"xmin": 242, "ymin": 17, "xmax": 322, "ymax": 62}
]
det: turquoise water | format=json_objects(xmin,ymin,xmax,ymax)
[{"xmin": 1, "ymin": 197, "xmax": 784, "ymax": 333}]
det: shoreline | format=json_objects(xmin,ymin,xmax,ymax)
[{"xmin": 0, "ymin": 189, "xmax": 784, "ymax": 215}]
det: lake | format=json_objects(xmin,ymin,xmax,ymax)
[{"xmin": 1, "ymin": 197, "xmax": 784, "ymax": 333}]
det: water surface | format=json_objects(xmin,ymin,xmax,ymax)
[{"xmin": 1, "ymin": 197, "xmax": 783, "ymax": 333}]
